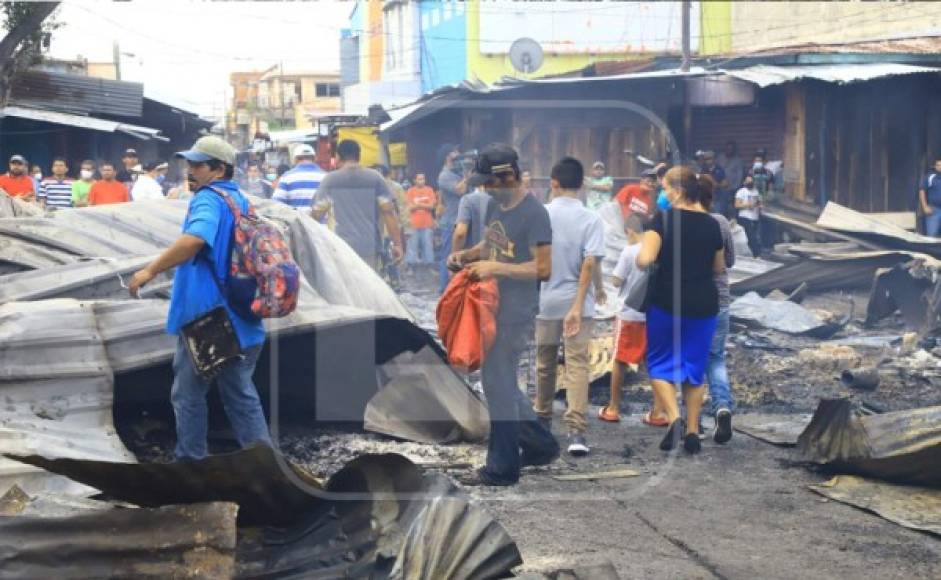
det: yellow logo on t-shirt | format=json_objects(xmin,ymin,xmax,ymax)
[{"xmin": 485, "ymin": 220, "xmax": 515, "ymax": 261}]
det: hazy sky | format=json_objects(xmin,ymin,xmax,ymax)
[{"xmin": 45, "ymin": 0, "xmax": 352, "ymax": 118}]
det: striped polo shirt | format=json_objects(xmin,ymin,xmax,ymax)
[
  {"xmin": 272, "ymin": 162, "xmax": 325, "ymax": 210},
  {"xmin": 39, "ymin": 178, "xmax": 75, "ymax": 209}
]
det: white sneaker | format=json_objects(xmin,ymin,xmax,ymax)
[{"xmin": 567, "ymin": 433, "xmax": 590, "ymax": 456}]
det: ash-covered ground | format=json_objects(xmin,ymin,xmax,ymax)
[{"xmin": 123, "ymin": 265, "xmax": 940, "ymax": 577}]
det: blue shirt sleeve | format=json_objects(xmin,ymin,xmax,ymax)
[
  {"xmin": 184, "ymin": 193, "xmax": 223, "ymax": 249},
  {"xmin": 585, "ymin": 214, "xmax": 606, "ymax": 258}
]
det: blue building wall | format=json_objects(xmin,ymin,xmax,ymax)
[{"xmin": 419, "ymin": 1, "xmax": 467, "ymax": 93}]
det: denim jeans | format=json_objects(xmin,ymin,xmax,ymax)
[
  {"xmin": 171, "ymin": 337, "xmax": 271, "ymax": 460},
  {"xmin": 438, "ymin": 223, "xmax": 454, "ymax": 293},
  {"xmin": 481, "ymin": 322, "xmax": 559, "ymax": 484},
  {"xmin": 705, "ymin": 306, "xmax": 734, "ymax": 415},
  {"xmin": 926, "ymin": 208, "xmax": 941, "ymax": 237},
  {"xmin": 406, "ymin": 227, "xmax": 435, "ymax": 265}
]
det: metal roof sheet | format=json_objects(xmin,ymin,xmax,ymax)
[
  {"xmin": 0, "ymin": 106, "xmax": 165, "ymax": 141},
  {"xmin": 0, "ymin": 199, "xmax": 489, "ymax": 496},
  {"xmin": 723, "ymin": 63, "xmax": 941, "ymax": 87},
  {"xmin": 10, "ymin": 70, "xmax": 143, "ymax": 118}
]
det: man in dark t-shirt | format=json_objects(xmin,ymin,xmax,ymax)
[{"xmin": 448, "ymin": 143, "xmax": 559, "ymax": 486}]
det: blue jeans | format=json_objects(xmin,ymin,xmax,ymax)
[
  {"xmin": 171, "ymin": 337, "xmax": 270, "ymax": 460},
  {"xmin": 705, "ymin": 306, "xmax": 734, "ymax": 415},
  {"xmin": 480, "ymin": 322, "xmax": 559, "ymax": 484},
  {"xmin": 406, "ymin": 227, "xmax": 435, "ymax": 265},
  {"xmin": 926, "ymin": 208, "xmax": 941, "ymax": 237},
  {"xmin": 438, "ymin": 223, "xmax": 454, "ymax": 293}
]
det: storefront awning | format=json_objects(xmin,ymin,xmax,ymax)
[{"xmin": 0, "ymin": 105, "xmax": 168, "ymax": 141}]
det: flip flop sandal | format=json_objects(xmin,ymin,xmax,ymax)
[
  {"xmin": 642, "ymin": 410, "xmax": 670, "ymax": 427},
  {"xmin": 597, "ymin": 406, "xmax": 620, "ymax": 423}
]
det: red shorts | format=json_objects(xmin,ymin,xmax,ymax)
[{"xmin": 615, "ymin": 320, "xmax": 647, "ymax": 365}]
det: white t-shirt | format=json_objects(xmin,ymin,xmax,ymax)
[
  {"xmin": 735, "ymin": 186, "xmax": 761, "ymax": 221},
  {"xmin": 613, "ymin": 243, "xmax": 645, "ymax": 322},
  {"xmin": 131, "ymin": 174, "xmax": 165, "ymax": 201}
]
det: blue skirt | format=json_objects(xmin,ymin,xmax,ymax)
[{"xmin": 645, "ymin": 305, "xmax": 717, "ymax": 386}]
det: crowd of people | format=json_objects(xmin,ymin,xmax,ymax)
[
  {"xmin": 0, "ymin": 148, "xmax": 202, "ymax": 208},
  {"xmin": 12, "ymin": 130, "xmax": 921, "ymax": 490}
]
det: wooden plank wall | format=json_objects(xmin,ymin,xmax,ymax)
[
  {"xmin": 511, "ymin": 108, "xmax": 667, "ymax": 180},
  {"xmin": 813, "ymin": 76, "xmax": 941, "ymax": 213}
]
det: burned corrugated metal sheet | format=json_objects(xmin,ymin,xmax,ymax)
[
  {"xmin": 9, "ymin": 70, "xmax": 144, "ymax": 118},
  {"xmin": 797, "ymin": 399, "xmax": 941, "ymax": 487},
  {"xmin": 0, "ymin": 502, "xmax": 239, "ymax": 579},
  {"xmin": 866, "ymin": 260, "xmax": 941, "ymax": 334},
  {"xmin": 731, "ymin": 251, "xmax": 918, "ymax": 295},
  {"xmin": 809, "ymin": 475, "xmax": 941, "ymax": 536},
  {"xmin": 5, "ymin": 447, "xmax": 523, "ymax": 579},
  {"xmin": 0, "ymin": 199, "xmax": 490, "ymax": 495},
  {"xmin": 816, "ymin": 202, "xmax": 941, "ymax": 257},
  {"xmin": 730, "ymin": 292, "xmax": 847, "ymax": 338},
  {"xmin": 7, "ymin": 444, "xmax": 320, "ymax": 527}
]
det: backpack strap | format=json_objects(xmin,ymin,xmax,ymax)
[
  {"xmin": 206, "ymin": 185, "xmax": 243, "ymax": 220},
  {"xmin": 198, "ymin": 185, "xmax": 245, "ymax": 304}
]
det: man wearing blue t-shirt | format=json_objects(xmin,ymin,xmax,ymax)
[
  {"xmin": 919, "ymin": 158, "xmax": 941, "ymax": 237},
  {"xmin": 128, "ymin": 136, "xmax": 269, "ymax": 460}
]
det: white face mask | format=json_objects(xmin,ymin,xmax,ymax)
[
  {"xmin": 33, "ymin": 172, "xmax": 42, "ymax": 180},
  {"xmin": 80, "ymin": 170, "xmax": 94, "ymax": 180},
  {"xmin": 753, "ymin": 162, "xmax": 763, "ymax": 170},
  {"xmin": 266, "ymin": 173, "xmax": 277, "ymax": 181}
]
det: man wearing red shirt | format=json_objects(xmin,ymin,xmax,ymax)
[
  {"xmin": 88, "ymin": 162, "xmax": 130, "ymax": 206},
  {"xmin": 405, "ymin": 173, "xmax": 437, "ymax": 266},
  {"xmin": 614, "ymin": 169, "xmax": 657, "ymax": 219},
  {"xmin": 0, "ymin": 155, "xmax": 36, "ymax": 201}
]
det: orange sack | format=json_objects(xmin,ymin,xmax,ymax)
[{"xmin": 436, "ymin": 270, "xmax": 500, "ymax": 372}]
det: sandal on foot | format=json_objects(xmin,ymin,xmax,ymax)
[
  {"xmin": 642, "ymin": 410, "xmax": 670, "ymax": 427},
  {"xmin": 598, "ymin": 406, "xmax": 620, "ymax": 423}
]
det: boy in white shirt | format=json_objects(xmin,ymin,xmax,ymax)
[{"xmin": 599, "ymin": 213, "xmax": 659, "ymax": 423}]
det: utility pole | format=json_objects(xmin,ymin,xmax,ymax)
[
  {"xmin": 681, "ymin": 0, "xmax": 692, "ymax": 155},
  {"xmin": 279, "ymin": 60, "xmax": 285, "ymax": 130},
  {"xmin": 113, "ymin": 40, "xmax": 121, "ymax": 80},
  {"xmin": 681, "ymin": 0, "xmax": 691, "ymax": 72}
]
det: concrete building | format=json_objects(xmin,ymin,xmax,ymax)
[
  {"xmin": 340, "ymin": 0, "xmax": 698, "ymax": 113},
  {"xmin": 701, "ymin": 1, "xmax": 941, "ymax": 55},
  {"xmin": 228, "ymin": 67, "xmax": 341, "ymax": 149}
]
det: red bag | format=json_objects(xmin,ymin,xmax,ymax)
[{"xmin": 436, "ymin": 270, "xmax": 500, "ymax": 372}]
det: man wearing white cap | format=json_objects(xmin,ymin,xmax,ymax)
[
  {"xmin": 131, "ymin": 161, "xmax": 166, "ymax": 201},
  {"xmin": 128, "ymin": 135, "xmax": 269, "ymax": 460},
  {"xmin": 272, "ymin": 143, "xmax": 326, "ymax": 211}
]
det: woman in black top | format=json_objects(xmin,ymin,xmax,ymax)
[{"xmin": 636, "ymin": 166, "xmax": 726, "ymax": 454}]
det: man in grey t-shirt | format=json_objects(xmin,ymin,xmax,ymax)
[
  {"xmin": 312, "ymin": 140, "xmax": 403, "ymax": 270},
  {"xmin": 452, "ymin": 188, "xmax": 491, "ymax": 252},
  {"xmin": 534, "ymin": 158, "xmax": 605, "ymax": 456}
]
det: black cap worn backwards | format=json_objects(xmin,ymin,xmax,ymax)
[{"xmin": 468, "ymin": 143, "xmax": 520, "ymax": 187}]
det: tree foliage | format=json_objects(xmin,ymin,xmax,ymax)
[{"xmin": 0, "ymin": 2, "xmax": 60, "ymax": 102}]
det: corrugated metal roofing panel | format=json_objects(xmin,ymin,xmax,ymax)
[
  {"xmin": 1, "ymin": 106, "xmax": 164, "ymax": 141},
  {"xmin": 0, "ymin": 199, "xmax": 490, "ymax": 496},
  {"xmin": 723, "ymin": 63, "xmax": 941, "ymax": 88},
  {"xmin": 10, "ymin": 70, "xmax": 143, "ymax": 117}
]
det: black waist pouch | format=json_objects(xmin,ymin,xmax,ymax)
[{"xmin": 181, "ymin": 306, "xmax": 243, "ymax": 382}]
